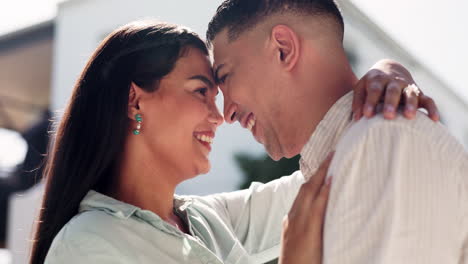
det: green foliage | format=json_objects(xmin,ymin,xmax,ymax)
[{"xmin": 234, "ymin": 152, "xmax": 300, "ymax": 190}]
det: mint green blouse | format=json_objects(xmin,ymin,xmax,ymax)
[{"xmin": 44, "ymin": 171, "xmax": 305, "ymax": 264}]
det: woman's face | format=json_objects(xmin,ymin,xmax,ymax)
[{"xmin": 137, "ymin": 47, "xmax": 223, "ymax": 179}]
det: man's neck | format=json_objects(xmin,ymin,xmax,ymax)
[
  {"xmin": 299, "ymin": 90, "xmax": 356, "ymax": 180},
  {"xmin": 291, "ymin": 71, "xmax": 358, "ymax": 157}
]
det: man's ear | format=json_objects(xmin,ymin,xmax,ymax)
[
  {"xmin": 128, "ymin": 82, "xmax": 142, "ymax": 120},
  {"xmin": 270, "ymin": 25, "xmax": 300, "ymax": 71}
]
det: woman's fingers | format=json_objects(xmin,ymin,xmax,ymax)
[
  {"xmin": 353, "ymin": 78, "xmax": 440, "ymax": 122},
  {"xmin": 419, "ymin": 95, "xmax": 440, "ymax": 121},
  {"xmin": 279, "ymin": 154, "xmax": 333, "ymax": 264},
  {"xmin": 352, "ymin": 77, "xmax": 367, "ymax": 120},
  {"xmin": 402, "ymin": 83, "xmax": 421, "ymax": 119},
  {"xmin": 312, "ymin": 177, "xmax": 332, "ymax": 226},
  {"xmin": 316, "ymin": 177, "xmax": 332, "ymax": 207},
  {"xmin": 303, "ymin": 153, "xmax": 334, "ymax": 199},
  {"xmin": 402, "ymin": 84, "xmax": 419, "ymax": 119},
  {"xmin": 289, "ymin": 152, "xmax": 334, "ymax": 217},
  {"xmin": 352, "ymin": 60, "xmax": 441, "ymax": 122},
  {"xmin": 363, "ymin": 79, "xmax": 386, "ymax": 118},
  {"xmin": 352, "ymin": 70, "xmax": 387, "ymax": 120},
  {"xmin": 382, "ymin": 79, "xmax": 405, "ymax": 120}
]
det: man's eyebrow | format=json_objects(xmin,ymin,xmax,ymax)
[
  {"xmin": 188, "ymin": 75, "xmax": 214, "ymax": 88},
  {"xmin": 213, "ymin": 64, "xmax": 225, "ymax": 84}
]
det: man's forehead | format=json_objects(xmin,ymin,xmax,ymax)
[
  {"xmin": 212, "ymin": 26, "xmax": 265, "ymax": 62},
  {"xmin": 211, "ymin": 29, "xmax": 232, "ymax": 66}
]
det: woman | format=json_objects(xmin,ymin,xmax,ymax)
[{"xmin": 30, "ymin": 21, "xmax": 437, "ymax": 264}]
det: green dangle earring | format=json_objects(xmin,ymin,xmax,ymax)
[{"xmin": 133, "ymin": 114, "xmax": 142, "ymax": 135}]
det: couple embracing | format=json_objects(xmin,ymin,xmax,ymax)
[{"xmin": 31, "ymin": 1, "xmax": 467, "ymax": 264}]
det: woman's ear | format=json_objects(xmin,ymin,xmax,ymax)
[
  {"xmin": 128, "ymin": 82, "xmax": 141, "ymax": 120},
  {"xmin": 270, "ymin": 25, "xmax": 300, "ymax": 72}
]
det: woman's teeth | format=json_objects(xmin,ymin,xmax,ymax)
[
  {"xmin": 195, "ymin": 134, "xmax": 213, "ymax": 144},
  {"xmin": 247, "ymin": 117, "xmax": 256, "ymax": 131}
]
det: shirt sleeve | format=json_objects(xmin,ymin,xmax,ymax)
[
  {"xmin": 323, "ymin": 118, "xmax": 466, "ymax": 264},
  {"xmin": 197, "ymin": 170, "xmax": 305, "ymax": 262}
]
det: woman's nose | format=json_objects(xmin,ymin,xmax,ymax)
[{"xmin": 208, "ymin": 102, "xmax": 224, "ymax": 127}]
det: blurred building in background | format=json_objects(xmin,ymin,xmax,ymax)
[
  {"xmin": 0, "ymin": 21, "xmax": 53, "ymax": 132},
  {"xmin": 0, "ymin": 20, "xmax": 54, "ymax": 263},
  {"xmin": 1, "ymin": 0, "xmax": 468, "ymax": 263}
]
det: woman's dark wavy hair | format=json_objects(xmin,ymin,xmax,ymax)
[{"xmin": 29, "ymin": 20, "xmax": 208, "ymax": 264}]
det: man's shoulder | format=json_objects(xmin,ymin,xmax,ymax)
[
  {"xmin": 338, "ymin": 111, "xmax": 464, "ymax": 157},
  {"xmin": 352, "ymin": 111, "xmax": 443, "ymax": 135}
]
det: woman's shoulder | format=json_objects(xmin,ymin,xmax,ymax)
[
  {"xmin": 57, "ymin": 190, "xmax": 147, "ymax": 241},
  {"xmin": 45, "ymin": 209, "xmax": 200, "ymax": 264},
  {"xmin": 49, "ymin": 210, "xmax": 122, "ymax": 245},
  {"xmin": 64, "ymin": 209, "xmax": 122, "ymax": 235},
  {"xmin": 45, "ymin": 210, "xmax": 137, "ymax": 263}
]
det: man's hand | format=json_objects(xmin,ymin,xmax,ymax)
[
  {"xmin": 279, "ymin": 153, "xmax": 333, "ymax": 264},
  {"xmin": 352, "ymin": 59, "xmax": 439, "ymax": 121}
]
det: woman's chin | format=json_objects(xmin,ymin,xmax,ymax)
[{"xmin": 195, "ymin": 161, "xmax": 211, "ymax": 176}]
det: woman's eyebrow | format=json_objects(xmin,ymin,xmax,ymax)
[{"xmin": 188, "ymin": 75, "xmax": 214, "ymax": 89}]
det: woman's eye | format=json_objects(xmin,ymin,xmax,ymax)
[{"xmin": 196, "ymin": 88, "xmax": 208, "ymax": 96}]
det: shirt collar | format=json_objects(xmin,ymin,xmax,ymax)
[
  {"xmin": 80, "ymin": 190, "xmax": 139, "ymax": 219},
  {"xmin": 79, "ymin": 190, "xmax": 192, "ymax": 220},
  {"xmin": 299, "ymin": 91, "xmax": 354, "ymax": 178}
]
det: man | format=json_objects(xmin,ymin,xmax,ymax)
[{"xmin": 207, "ymin": 0, "xmax": 468, "ymax": 263}]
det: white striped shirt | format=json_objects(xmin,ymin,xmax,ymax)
[{"xmin": 300, "ymin": 92, "xmax": 468, "ymax": 264}]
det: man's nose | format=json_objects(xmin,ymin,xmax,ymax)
[{"xmin": 223, "ymin": 96, "xmax": 238, "ymax": 124}]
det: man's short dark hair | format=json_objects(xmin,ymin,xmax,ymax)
[{"xmin": 206, "ymin": 0, "xmax": 344, "ymax": 45}]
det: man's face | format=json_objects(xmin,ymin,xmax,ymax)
[{"xmin": 212, "ymin": 29, "xmax": 290, "ymax": 161}]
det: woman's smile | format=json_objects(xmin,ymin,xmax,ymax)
[{"xmin": 193, "ymin": 131, "xmax": 215, "ymax": 152}]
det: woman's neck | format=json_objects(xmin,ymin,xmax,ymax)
[{"xmin": 109, "ymin": 136, "xmax": 180, "ymax": 221}]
